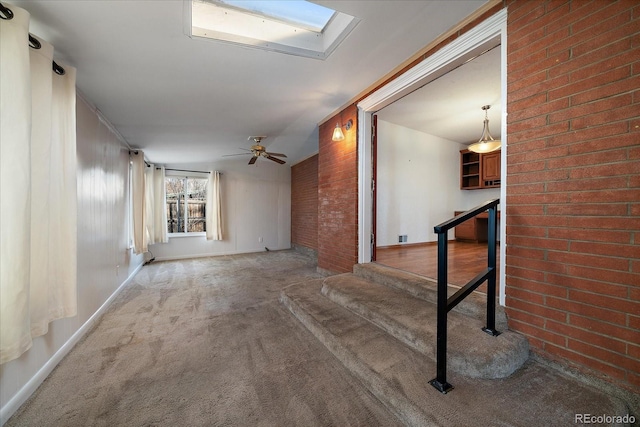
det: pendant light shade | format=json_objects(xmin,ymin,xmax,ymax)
[{"xmin": 468, "ymin": 105, "xmax": 501, "ymax": 154}]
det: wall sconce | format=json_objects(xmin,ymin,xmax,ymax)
[{"xmin": 332, "ymin": 119, "xmax": 353, "ymax": 141}]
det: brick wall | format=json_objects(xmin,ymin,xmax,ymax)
[
  {"xmin": 506, "ymin": 0, "xmax": 640, "ymax": 392},
  {"xmin": 318, "ymin": 105, "xmax": 359, "ymax": 273},
  {"xmin": 291, "ymin": 155, "xmax": 318, "ymax": 252}
]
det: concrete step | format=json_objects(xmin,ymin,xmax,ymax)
[
  {"xmin": 280, "ymin": 280, "xmax": 630, "ymax": 427},
  {"xmin": 353, "ymin": 262, "xmax": 508, "ymax": 330},
  {"xmin": 322, "ymin": 273, "xmax": 528, "ymax": 379}
]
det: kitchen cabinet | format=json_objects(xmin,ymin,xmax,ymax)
[
  {"xmin": 460, "ymin": 149, "xmax": 501, "ymax": 189},
  {"xmin": 454, "ymin": 210, "xmax": 500, "ymax": 242}
]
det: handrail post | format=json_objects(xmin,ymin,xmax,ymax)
[
  {"xmin": 430, "ymin": 232, "xmax": 453, "ymax": 393},
  {"xmin": 482, "ymin": 205, "xmax": 500, "ymax": 337}
]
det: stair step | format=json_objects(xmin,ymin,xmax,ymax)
[
  {"xmin": 280, "ymin": 280, "xmax": 629, "ymax": 427},
  {"xmin": 322, "ymin": 273, "xmax": 528, "ymax": 379},
  {"xmin": 353, "ymin": 263, "xmax": 508, "ymax": 330}
]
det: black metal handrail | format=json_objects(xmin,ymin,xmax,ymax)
[{"xmin": 429, "ymin": 198, "xmax": 500, "ymax": 394}]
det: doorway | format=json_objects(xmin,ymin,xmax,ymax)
[{"xmin": 356, "ymin": 9, "xmax": 508, "ymax": 304}]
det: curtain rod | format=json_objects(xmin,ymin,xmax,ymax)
[
  {"xmin": 0, "ymin": 2, "xmax": 66, "ymax": 75},
  {"xmin": 158, "ymin": 168, "xmax": 216, "ymax": 175},
  {"xmin": 129, "ymin": 151, "xmax": 216, "ymax": 175}
]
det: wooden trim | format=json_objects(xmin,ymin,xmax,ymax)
[
  {"xmin": 319, "ymin": 0, "xmax": 503, "ymax": 126},
  {"xmin": 377, "ymin": 241, "xmax": 454, "ymax": 250}
]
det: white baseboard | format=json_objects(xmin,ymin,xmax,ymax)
[{"xmin": 0, "ymin": 262, "xmax": 143, "ymax": 426}]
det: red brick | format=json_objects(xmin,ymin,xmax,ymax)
[
  {"xmin": 547, "ymin": 320, "xmax": 627, "ymax": 354},
  {"xmin": 546, "ymin": 176, "xmax": 627, "ymax": 192},
  {"xmin": 571, "ymin": 105, "xmax": 637, "ymax": 132},
  {"xmin": 506, "ymin": 225, "xmax": 548, "ymax": 238},
  {"xmin": 567, "ymin": 216, "xmax": 640, "ymax": 231},
  {"xmin": 506, "ymin": 246, "xmax": 546, "ymax": 260},
  {"xmin": 569, "ymin": 160, "xmax": 639, "ymax": 179},
  {"xmin": 505, "ymin": 205, "xmax": 546, "ymax": 216},
  {"xmin": 509, "ymin": 145, "xmax": 571, "ymax": 165},
  {"xmin": 545, "ymin": 270, "xmax": 630, "ymax": 298},
  {"xmin": 568, "ymin": 339, "xmax": 640, "ymax": 372},
  {"xmin": 547, "ymin": 93, "xmax": 632, "ymax": 124},
  {"xmin": 508, "ymin": 275, "xmax": 568, "ymax": 298},
  {"xmin": 291, "ymin": 155, "xmax": 318, "ymax": 251},
  {"xmin": 544, "ymin": 343, "xmax": 627, "ymax": 381},
  {"xmin": 569, "ymin": 189, "xmax": 639, "ymax": 204},
  {"xmin": 506, "ymin": 295, "xmax": 567, "ymax": 323},
  {"xmin": 570, "ymin": 241, "xmax": 640, "ymax": 258},
  {"xmin": 507, "ymin": 235, "xmax": 569, "ymax": 251},
  {"xmin": 545, "ymin": 295, "xmax": 627, "ymax": 325},
  {"xmin": 508, "ymin": 287, "xmax": 546, "ymax": 305},
  {"xmin": 508, "ymin": 318, "xmax": 567, "ymax": 347},
  {"xmin": 545, "ymin": 203, "xmax": 628, "ymax": 216},
  {"xmin": 549, "ymin": 67, "xmax": 632, "ymax": 102},
  {"xmin": 551, "ymin": 228, "xmax": 632, "ymax": 244},
  {"xmin": 569, "ymin": 289, "xmax": 640, "ymax": 313},
  {"xmin": 507, "ymin": 192, "xmax": 571, "ymax": 206},
  {"xmin": 548, "ymin": 251, "xmax": 630, "ymax": 274},
  {"xmin": 569, "ymin": 314, "xmax": 640, "ymax": 344},
  {"xmin": 567, "ymin": 135, "xmax": 638, "ymax": 158},
  {"xmin": 570, "ymin": 1, "xmax": 632, "ymax": 37},
  {"xmin": 571, "ymin": 74, "xmax": 640, "ymax": 106}
]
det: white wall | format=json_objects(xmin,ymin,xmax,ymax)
[
  {"xmin": 376, "ymin": 120, "xmax": 499, "ymax": 246},
  {"xmin": 149, "ymin": 157, "xmax": 291, "ymax": 261},
  {"xmin": 0, "ymin": 95, "xmax": 144, "ymax": 424}
]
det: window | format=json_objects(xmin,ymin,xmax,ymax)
[
  {"xmin": 189, "ymin": 0, "xmax": 360, "ymax": 60},
  {"xmin": 166, "ymin": 176, "xmax": 208, "ymax": 233}
]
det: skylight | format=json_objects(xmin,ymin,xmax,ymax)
[
  {"xmin": 219, "ymin": 1, "xmax": 335, "ymax": 33},
  {"xmin": 188, "ymin": 0, "xmax": 360, "ymax": 60}
]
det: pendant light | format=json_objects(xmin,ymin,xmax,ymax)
[{"xmin": 468, "ymin": 105, "xmax": 501, "ymax": 154}]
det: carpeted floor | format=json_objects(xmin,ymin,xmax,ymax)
[{"xmin": 6, "ymin": 250, "xmax": 402, "ymax": 427}]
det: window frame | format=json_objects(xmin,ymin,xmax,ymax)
[{"xmin": 165, "ymin": 171, "xmax": 209, "ymax": 237}]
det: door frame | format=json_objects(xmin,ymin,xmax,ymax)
[{"xmin": 357, "ymin": 8, "xmax": 508, "ymax": 305}]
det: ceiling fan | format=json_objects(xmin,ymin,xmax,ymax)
[{"xmin": 223, "ymin": 136, "xmax": 287, "ymax": 165}]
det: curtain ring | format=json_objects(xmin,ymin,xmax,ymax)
[
  {"xmin": 0, "ymin": 3, "xmax": 13, "ymax": 20},
  {"xmin": 29, "ymin": 34, "xmax": 41, "ymax": 49},
  {"xmin": 53, "ymin": 61, "xmax": 66, "ymax": 76}
]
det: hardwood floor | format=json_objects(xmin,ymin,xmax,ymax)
[{"xmin": 375, "ymin": 241, "xmax": 500, "ymax": 290}]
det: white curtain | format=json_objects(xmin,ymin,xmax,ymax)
[
  {"xmin": 206, "ymin": 171, "xmax": 223, "ymax": 240},
  {"xmin": 143, "ymin": 164, "xmax": 168, "ymax": 245},
  {"xmin": 1, "ymin": 5, "xmax": 77, "ymax": 364},
  {"xmin": 144, "ymin": 164, "xmax": 155, "ymax": 245},
  {"xmin": 152, "ymin": 166, "xmax": 168, "ymax": 243},
  {"xmin": 131, "ymin": 151, "xmax": 146, "ymax": 255}
]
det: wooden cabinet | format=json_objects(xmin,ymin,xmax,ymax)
[
  {"xmin": 460, "ymin": 150, "xmax": 481, "ymax": 189},
  {"xmin": 454, "ymin": 211, "xmax": 499, "ymax": 242},
  {"xmin": 460, "ymin": 149, "xmax": 501, "ymax": 190}
]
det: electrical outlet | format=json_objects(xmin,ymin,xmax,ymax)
[
  {"xmin": 258, "ymin": 237, "xmax": 263, "ymax": 243},
  {"xmin": 398, "ymin": 235, "xmax": 408, "ymax": 243}
]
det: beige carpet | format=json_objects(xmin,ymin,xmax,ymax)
[
  {"xmin": 8, "ymin": 250, "xmax": 639, "ymax": 426},
  {"xmin": 6, "ymin": 251, "xmax": 401, "ymax": 426}
]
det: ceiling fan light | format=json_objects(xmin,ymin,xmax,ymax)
[{"xmin": 332, "ymin": 123, "xmax": 345, "ymax": 141}]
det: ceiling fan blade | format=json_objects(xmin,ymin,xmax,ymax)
[
  {"xmin": 265, "ymin": 152, "xmax": 287, "ymax": 158},
  {"xmin": 222, "ymin": 153, "xmax": 251, "ymax": 157},
  {"xmin": 248, "ymin": 156, "xmax": 258, "ymax": 165},
  {"xmin": 266, "ymin": 155, "xmax": 286, "ymax": 164}
]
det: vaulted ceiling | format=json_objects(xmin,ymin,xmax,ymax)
[{"xmin": 14, "ymin": 0, "xmax": 491, "ymax": 165}]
